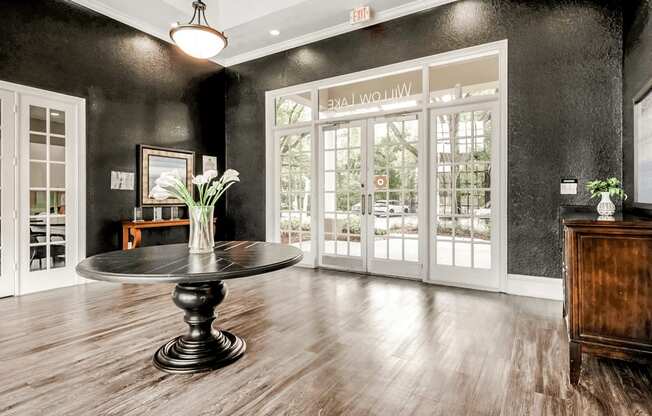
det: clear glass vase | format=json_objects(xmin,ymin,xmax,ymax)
[{"xmin": 188, "ymin": 206, "xmax": 215, "ymax": 254}]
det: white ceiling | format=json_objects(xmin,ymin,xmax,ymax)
[{"xmin": 72, "ymin": 0, "xmax": 458, "ymax": 67}]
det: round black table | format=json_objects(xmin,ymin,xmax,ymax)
[{"xmin": 76, "ymin": 241, "xmax": 303, "ymax": 374}]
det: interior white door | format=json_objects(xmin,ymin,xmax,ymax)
[
  {"xmin": 19, "ymin": 95, "xmax": 78, "ymax": 294},
  {"xmin": 429, "ymin": 102, "xmax": 500, "ymax": 289},
  {"xmin": 0, "ymin": 90, "xmax": 16, "ymax": 298},
  {"xmin": 319, "ymin": 120, "xmax": 367, "ymax": 272},
  {"xmin": 365, "ymin": 113, "xmax": 421, "ymax": 279}
]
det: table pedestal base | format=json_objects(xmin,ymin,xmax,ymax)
[{"xmin": 153, "ymin": 281, "xmax": 246, "ymax": 374}]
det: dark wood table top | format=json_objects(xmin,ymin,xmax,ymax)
[{"xmin": 76, "ymin": 241, "xmax": 303, "ymax": 284}]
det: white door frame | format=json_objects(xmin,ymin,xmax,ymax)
[
  {"xmin": 0, "ymin": 80, "xmax": 86, "ymax": 296},
  {"xmin": 427, "ymin": 101, "xmax": 501, "ymax": 291},
  {"xmin": 265, "ymin": 40, "xmax": 508, "ymax": 291},
  {"xmin": 364, "ymin": 112, "xmax": 423, "ymax": 280},
  {"xmin": 317, "ymin": 119, "xmax": 368, "ymax": 273},
  {"xmin": 0, "ymin": 90, "xmax": 16, "ymax": 298}
]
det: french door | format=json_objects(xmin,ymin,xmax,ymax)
[
  {"xmin": 429, "ymin": 102, "xmax": 500, "ymax": 289},
  {"xmin": 0, "ymin": 90, "xmax": 16, "ymax": 297},
  {"xmin": 19, "ymin": 95, "xmax": 79, "ymax": 294},
  {"xmin": 319, "ymin": 113, "xmax": 422, "ymax": 279}
]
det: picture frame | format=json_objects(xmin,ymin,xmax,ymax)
[
  {"xmin": 634, "ymin": 79, "xmax": 652, "ymax": 209},
  {"xmin": 138, "ymin": 145, "xmax": 195, "ymax": 206}
]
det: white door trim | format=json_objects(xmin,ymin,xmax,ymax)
[
  {"xmin": 0, "ymin": 80, "xmax": 86, "ymax": 296},
  {"xmin": 0, "ymin": 90, "xmax": 16, "ymax": 298},
  {"xmin": 265, "ymin": 40, "xmax": 508, "ymax": 293}
]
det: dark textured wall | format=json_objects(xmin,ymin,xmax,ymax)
[
  {"xmin": 624, "ymin": 0, "xmax": 652, "ymax": 211},
  {"xmin": 0, "ymin": 0, "xmax": 225, "ymax": 255},
  {"xmin": 225, "ymin": 0, "xmax": 623, "ymax": 279}
]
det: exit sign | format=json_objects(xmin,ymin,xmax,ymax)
[{"xmin": 350, "ymin": 6, "xmax": 371, "ymax": 24}]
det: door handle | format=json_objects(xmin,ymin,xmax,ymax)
[
  {"xmin": 361, "ymin": 194, "xmax": 366, "ymax": 215},
  {"xmin": 368, "ymin": 194, "xmax": 372, "ymax": 215}
]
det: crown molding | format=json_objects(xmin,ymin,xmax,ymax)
[
  {"xmin": 219, "ymin": 0, "xmax": 458, "ymax": 67},
  {"xmin": 71, "ymin": 0, "xmax": 459, "ymax": 68},
  {"xmin": 71, "ymin": 0, "xmax": 171, "ymax": 43}
]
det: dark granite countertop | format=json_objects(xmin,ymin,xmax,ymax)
[{"xmin": 560, "ymin": 206, "xmax": 652, "ymax": 228}]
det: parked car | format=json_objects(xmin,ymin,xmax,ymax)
[
  {"xmin": 374, "ymin": 200, "xmax": 409, "ymax": 216},
  {"xmin": 352, "ymin": 199, "xmax": 409, "ymax": 215}
]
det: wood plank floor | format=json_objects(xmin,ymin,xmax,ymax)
[{"xmin": 0, "ymin": 268, "xmax": 650, "ymax": 416}]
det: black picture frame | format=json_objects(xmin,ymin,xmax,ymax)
[
  {"xmin": 138, "ymin": 145, "xmax": 195, "ymax": 206},
  {"xmin": 633, "ymin": 79, "xmax": 652, "ymax": 210}
]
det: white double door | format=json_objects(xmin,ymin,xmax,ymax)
[
  {"xmin": 319, "ymin": 113, "xmax": 423, "ymax": 279},
  {"xmin": 0, "ymin": 88, "xmax": 80, "ymax": 297},
  {"xmin": 318, "ymin": 102, "xmax": 500, "ymax": 289}
]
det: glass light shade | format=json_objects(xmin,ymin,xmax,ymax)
[{"xmin": 170, "ymin": 24, "xmax": 227, "ymax": 59}]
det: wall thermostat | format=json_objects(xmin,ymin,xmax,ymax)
[{"xmin": 561, "ymin": 178, "xmax": 578, "ymax": 195}]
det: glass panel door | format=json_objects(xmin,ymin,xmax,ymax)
[
  {"xmin": 20, "ymin": 96, "xmax": 77, "ymax": 294},
  {"xmin": 366, "ymin": 114, "xmax": 421, "ymax": 278},
  {"xmin": 0, "ymin": 90, "xmax": 15, "ymax": 298},
  {"xmin": 278, "ymin": 130, "xmax": 312, "ymax": 255},
  {"xmin": 430, "ymin": 103, "xmax": 500, "ymax": 289},
  {"xmin": 319, "ymin": 121, "xmax": 366, "ymax": 272}
]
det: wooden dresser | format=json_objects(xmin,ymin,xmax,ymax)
[{"xmin": 562, "ymin": 210, "xmax": 652, "ymax": 384}]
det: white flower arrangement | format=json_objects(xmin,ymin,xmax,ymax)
[{"xmin": 149, "ymin": 168, "xmax": 240, "ymax": 207}]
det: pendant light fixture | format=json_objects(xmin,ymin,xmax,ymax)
[{"xmin": 170, "ymin": 1, "xmax": 227, "ymax": 59}]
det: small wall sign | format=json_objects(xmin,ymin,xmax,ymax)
[
  {"xmin": 327, "ymin": 82, "xmax": 413, "ymax": 111},
  {"xmin": 111, "ymin": 171, "xmax": 135, "ymax": 190},
  {"xmin": 374, "ymin": 175, "xmax": 389, "ymax": 190},
  {"xmin": 203, "ymin": 155, "xmax": 218, "ymax": 172},
  {"xmin": 560, "ymin": 178, "xmax": 578, "ymax": 195},
  {"xmin": 350, "ymin": 6, "xmax": 371, "ymax": 24}
]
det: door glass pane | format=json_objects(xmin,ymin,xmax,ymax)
[
  {"xmin": 30, "ymin": 191, "xmax": 47, "ymax": 215},
  {"xmin": 50, "ymin": 244, "xmax": 66, "ymax": 269},
  {"xmin": 371, "ymin": 116, "xmax": 419, "ymax": 262},
  {"xmin": 279, "ymin": 132, "xmax": 311, "ymax": 254},
  {"xmin": 50, "ymin": 164, "xmax": 65, "ymax": 189},
  {"xmin": 28, "ymin": 105, "xmax": 68, "ymax": 272},
  {"xmin": 49, "ymin": 110, "xmax": 65, "ymax": 135},
  {"xmin": 319, "ymin": 69, "xmax": 423, "ymax": 119},
  {"xmin": 433, "ymin": 109, "xmax": 493, "ymax": 270},
  {"xmin": 49, "ymin": 220, "xmax": 66, "ymax": 243},
  {"xmin": 322, "ymin": 124, "xmax": 362, "ymax": 258},
  {"xmin": 50, "ymin": 136, "xmax": 65, "ymax": 162},
  {"xmin": 30, "ymin": 134, "xmax": 47, "ymax": 160},
  {"xmin": 29, "ymin": 106, "xmax": 46, "ymax": 132},
  {"xmin": 29, "ymin": 245, "xmax": 48, "ymax": 271},
  {"xmin": 275, "ymin": 92, "xmax": 312, "ymax": 126},
  {"xmin": 30, "ymin": 162, "xmax": 46, "ymax": 188},
  {"xmin": 429, "ymin": 55, "xmax": 499, "ymax": 103}
]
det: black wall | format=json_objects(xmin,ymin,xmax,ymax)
[
  {"xmin": 224, "ymin": 0, "xmax": 623, "ymax": 279},
  {"xmin": 0, "ymin": 0, "xmax": 225, "ymax": 255},
  {"xmin": 624, "ymin": 0, "xmax": 652, "ymax": 212}
]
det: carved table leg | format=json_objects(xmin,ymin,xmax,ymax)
[
  {"xmin": 153, "ymin": 281, "xmax": 246, "ymax": 374},
  {"xmin": 569, "ymin": 341, "xmax": 582, "ymax": 385}
]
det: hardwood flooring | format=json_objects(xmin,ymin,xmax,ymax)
[{"xmin": 0, "ymin": 268, "xmax": 650, "ymax": 415}]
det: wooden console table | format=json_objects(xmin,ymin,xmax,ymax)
[{"xmin": 121, "ymin": 219, "xmax": 191, "ymax": 250}]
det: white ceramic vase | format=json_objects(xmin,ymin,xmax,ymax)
[{"xmin": 596, "ymin": 191, "xmax": 615, "ymax": 216}]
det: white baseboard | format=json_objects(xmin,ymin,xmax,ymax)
[{"xmin": 506, "ymin": 274, "xmax": 563, "ymax": 301}]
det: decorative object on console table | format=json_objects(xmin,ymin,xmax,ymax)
[
  {"xmin": 133, "ymin": 207, "xmax": 143, "ymax": 222},
  {"xmin": 149, "ymin": 169, "xmax": 239, "ymax": 254},
  {"xmin": 153, "ymin": 207, "xmax": 163, "ymax": 221},
  {"xmin": 121, "ymin": 218, "xmax": 217, "ymax": 250},
  {"xmin": 562, "ymin": 209, "xmax": 652, "ymax": 385},
  {"xmin": 586, "ymin": 177, "xmax": 626, "ymax": 216},
  {"xmin": 139, "ymin": 145, "xmax": 195, "ymax": 206}
]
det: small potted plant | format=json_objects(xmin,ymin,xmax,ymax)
[{"xmin": 586, "ymin": 177, "xmax": 627, "ymax": 216}]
